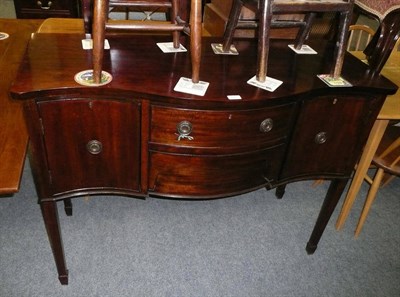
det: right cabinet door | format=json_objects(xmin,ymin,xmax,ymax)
[{"xmin": 280, "ymin": 94, "xmax": 381, "ymax": 180}]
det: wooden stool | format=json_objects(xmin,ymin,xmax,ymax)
[
  {"xmin": 221, "ymin": 0, "xmax": 355, "ymax": 82},
  {"xmin": 90, "ymin": 0, "xmax": 202, "ymax": 84}
]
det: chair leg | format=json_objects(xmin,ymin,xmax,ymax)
[
  {"xmin": 275, "ymin": 184, "xmax": 286, "ymax": 199},
  {"xmin": 171, "ymin": 0, "xmax": 180, "ymax": 48},
  {"xmin": 256, "ymin": 0, "xmax": 272, "ymax": 82},
  {"xmin": 82, "ymin": 0, "xmax": 92, "ymax": 36},
  {"xmin": 63, "ymin": 199, "xmax": 73, "ymax": 216},
  {"xmin": 331, "ymin": 10, "xmax": 352, "ymax": 78},
  {"xmin": 336, "ymin": 120, "xmax": 389, "ymax": 230},
  {"xmin": 222, "ymin": 0, "xmax": 244, "ymax": 52},
  {"xmin": 190, "ymin": 0, "xmax": 202, "ymax": 83},
  {"xmin": 355, "ymin": 168, "xmax": 385, "ymax": 237},
  {"xmin": 293, "ymin": 12, "xmax": 316, "ymax": 50},
  {"xmin": 92, "ymin": 0, "xmax": 109, "ymax": 84}
]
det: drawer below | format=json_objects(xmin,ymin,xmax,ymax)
[{"xmin": 148, "ymin": 145, "xmax": 285, "ymax": 198}]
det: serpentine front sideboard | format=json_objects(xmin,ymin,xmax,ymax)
[{"xmin": 10, "ymin": 33, "xmax": 397, "ymax": 285}]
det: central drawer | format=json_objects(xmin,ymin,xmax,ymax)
[
  {"xmin": 148, "ymin": 144, "xmax": 285, "ymax": 198},
  {"xmin": 150, "ymin": 104, "xmax": 296, "ymax": 153}
]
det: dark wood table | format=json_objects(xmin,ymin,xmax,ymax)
[
  {"xmin": 0, "ymin": 19, "xmax": 42, "ymax": 195},
  {"xmin": 10, "ymin": 33, "xmax": 397, "ymax": 284}
]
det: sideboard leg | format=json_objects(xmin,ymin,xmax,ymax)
[
  {"xmin": 40, "ymin": 200, "xmax": 69, "ymax": 285},
  {"xmin": 275, "ymin": 185, "xmax": 286, "ymax": 199},
  {"xmin": 306, "ymin": 179, "xmax": 347, "ymax": 254},
  {"xmin": 63, "ymin": 198, "xmax": 73, "ymax": 216}
]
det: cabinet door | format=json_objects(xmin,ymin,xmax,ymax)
[
  {"xmin": 38, "ymin": 99, "xmax": 141, "ymax": 196},
  {"xmin": 280, "ymin": 95, "xmax": 379, "ymax": 180}
]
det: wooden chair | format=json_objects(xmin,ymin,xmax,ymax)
[
  {"xmin": 89, "ymin": 0, "xmax": 202, "ymax": 84},
  {"xmin": 352, "ymin": 0, "xmax": 400, "ymax": 74},
  {"xmin": 335, "ymin": 37, "xmax": 400, "ymax": 233},
  {"xmin": 354, "ymin": 124, "xmax": 400, "ymax": 237},
  {"xmin": 221, "ymin": 0, "xmax": 355, "ymax": 82},
  {"xmin": 347, "ymin": 24, "xmax": 374, "ymax": 51}
]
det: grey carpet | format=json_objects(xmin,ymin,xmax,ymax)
[{"xmin": 1, "ymin": 160, "xmax": 399, "ymax": 297}]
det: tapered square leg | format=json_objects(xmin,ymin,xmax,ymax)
[
  {"xmin": 40, "ymin": 200, "xmax": 69, "ymax": 285},
  {"xmin": 306, "ymin": 179, "xmax": 348, "ymax": 254},
  {"xmin": 63, "ymin": 198, "xmax": 73, "ymax": 216}
]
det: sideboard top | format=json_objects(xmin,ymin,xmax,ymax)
[{"xmin": 10, "ymin": 33, "xmax": 398, "ymax": 105}]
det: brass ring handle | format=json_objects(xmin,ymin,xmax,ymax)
[
  {"xmin": 176, "ymin": 121, "xmax": 194, "ymax": 141},
  {"xmin": 37, "ymin": 1, "xmax": 52, "ymax": 9},
  {"xmin": 86, "ymin": 140, "xmax": 103, "ymax": 154},
  {"xmin": 260, "ymin": 118, "xmax": 273, "ymax": 133},
  {"xmin": 314, "ymin": 132, "xmax": 327, "ymax": 144}
]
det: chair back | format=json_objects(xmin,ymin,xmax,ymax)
[{"xmin": 347, "ymin": 24, "xmax": 374, "ymax": 51}]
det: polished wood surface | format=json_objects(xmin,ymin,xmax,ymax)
[
  {"xmin": 37, "ymin": 18, "xmax": 85, "ymax": 33},
  {"xmin": 11, "ymin": 34, "xmax": 396, "ymax": 102},
  {"xmin": 0, "ymin": 19, "xmax": 42, "ymax": 194},
  {"xmin": 10, "ymin": 33, "xmax": 397, "ymax": 284}
]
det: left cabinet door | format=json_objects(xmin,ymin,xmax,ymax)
[{"xmin": 37, "ymin": 99, "xmax": 141, "ymax": 196}]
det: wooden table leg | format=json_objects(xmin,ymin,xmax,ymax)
[
  {"xmin": 40, "ymin": 201, "xmax": 69, "ymax": 285},
  {"xmin": 306, "ymin": 179, "xmax": 348, "ymax": 254},
  {"xmin": 335, "ymin": 119, "xmax": 389, "ymax": 230}
]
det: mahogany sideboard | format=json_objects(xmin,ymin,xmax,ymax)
[{"xmin": 10, "ymin": 33, "xmax": 397, "ymax": 284}]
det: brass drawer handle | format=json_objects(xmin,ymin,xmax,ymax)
[
  {"xmin": 37, "ymin": 1, "xmax": 52, "ymax": 9},
  {"xmin": 87, "ymin": 140, "xmax": 103, "ymax": 154},
  {"xmin": 314, "ymin": 132, "xmax": 327, "ymax": 144},
  {"xmin": 176, "ymin": 121, "xmax": 194, "ymax": 141},
  {"xmin": 260, "ymin": 118, "xmax": 273, "ymax": 133}
]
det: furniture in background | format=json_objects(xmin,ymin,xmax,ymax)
[
  {"xmin": 354, "ymin": 124, "xmax": 400, "ymax": 237},
  {"xmin": 13, "ymin": 0, "xmax": 80, "ymax": 19},
  {"xmin": 89, "ymin": 0, "xmax": 202, "ymax": 84},
  {"xmin": 354, "ymin": 0, "xmax": 400, "ymax": 74},
  {"xmin": 336, "ymin": 46, "xmax": 400, "ymax": 234},
  {"xmin": 347, "ymin": 24, "xmax": 374, "ymax": 51},
  {"xmin": 218, "ymin": 0, "xmax": 355, "ymax": 82},
  {"xmin": 0, "ymin": 19, "xmax": 42, "ymax": 195}
]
